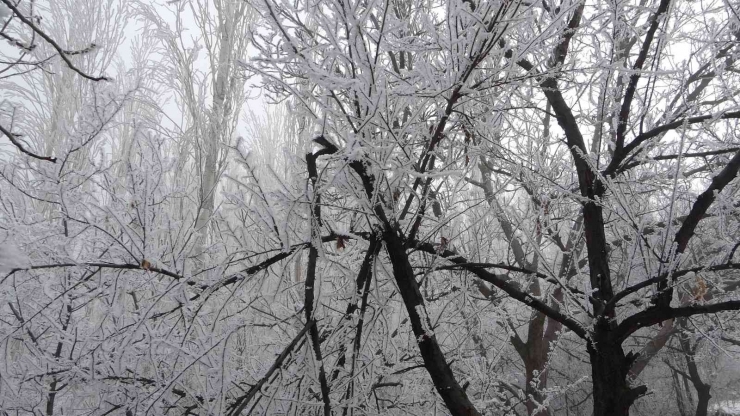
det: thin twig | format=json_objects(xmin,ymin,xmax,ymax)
[
  {"xmin": 0, "ymin": 122, "xmax": 56, "ymax": 162},
  {"xmin": 0, "ymin": 0, "xmax": 108, "ymax": 81}
]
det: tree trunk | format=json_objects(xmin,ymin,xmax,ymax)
[
  {"xmin": 589, "ymin": 329, "xmax": 646, "ymax": 416},
  {"xmin": 694, "ymin": 384, "xmax": 711, "ymax": 416}
]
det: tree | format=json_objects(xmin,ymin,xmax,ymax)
[
  {"xmin": 0, "ymin": 0, "xmax": 111, "ymax": 162},
  {"xmin": 0, "ymin": 1, "xmax": 135, "ymax": 414},
  {"xmin": 251, "ymin": 0, "xmax": 740, "ymax": 414},
  {"xmin": 2, "ymin": 0, "xmax": 740, "ymax": 415}
]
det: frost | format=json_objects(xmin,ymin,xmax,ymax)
[
  {"xmin": 710, "ymin": 401, "xmax": 740, "ymax": 415},
  {"xmin": 415, "ymin": 305, "xmax": 435, "ymax": 342},
  {"xmin": 0, "ymin": 0, "xmax": 737, "ymax": 414}
]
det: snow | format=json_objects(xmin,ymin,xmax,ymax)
[
  {"xmin": 415, "ymin": 304, "xmax": 435, "ymax": 342},
  {"xmin": 710, "ymin": 401, "xmax": 740, "ymax": 415}
]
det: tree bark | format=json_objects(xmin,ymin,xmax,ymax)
[
  {"xmin": 694, "ymin": 384, "xmax": 711, "ymax": 416},
  {"xmin": 588, "ymin": 329, "xmax": 646, "ymax": 416}
]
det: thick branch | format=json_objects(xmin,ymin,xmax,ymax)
[
  {"xmin": 618, "ymin": 147, "xmax": 740, "ymax": 173},
  {"xmin": 614, "ymin": 301, "xmax": 740, "ymax": 343},
  {"xmin": 652, "ymin": 149, "xmax": 740, "ymax": 308},
  {"xmin": 628, "ymin": 319, "xmax": 675, "ymax": 378},
  {"xmin": 674, "ymin": 148, "xmax": 740, "ymax": 255},
  {"xmin": 382, "ymin": 229, "xmax": 482, "ymax": 416},
  {"xmin": 721, "ymin": 336, "xmax": 740, "ymax": 347},
  {"xmin": 511, "ymin": 18, "xmax": 615, "ymax": 309},
  {"xmin": 305, "ymin": 149, "xmax": 333, "ymax": 415},
  {"xmin": 412, "ymin": 242, "xmax": 588, "ymax": 339},
  {"xmin": 607, "ymin": 111, "xmax": 740, "ymax": 176},
  {"xmin": 609, "ymin": 262, "xmax": 740, "ymax": 310},
  {"xmin": 432, "ymin": 262, "xmax": 584, "ymax": 295}
]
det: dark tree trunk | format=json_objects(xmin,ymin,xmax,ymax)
[
  {"xmin": 694, "ymin": 384, "xmax": 711, "ymax": 416},
  {"xmin": 588, "ymin": 328, "xmax": 646, "ymax": 416}
]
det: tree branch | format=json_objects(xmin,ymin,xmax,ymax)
[
  {"xmin": 0, "ymin": 0, "xmax": 108, "ymax": 81},
  {"xmin": 607, "ymin": 111, "xmax": 740, "ymax": 176},
  {"xmin": 227, "ymin": 320, "xmax": 313, "ymax": 416},
  {"xmin": 720, "ymin": 336, "xmax": 740, "ymax": 347},
  {"xmin": 304, "ymin": 148, "xmax": 331, "ymax": 416},
  {"xmin": 412, "ymin": 242, "xmax": 589, "ymax": 340},
  {"xmin": 608, "ymin": 262, "xmax": 740, "ymax": 311},
  {"xmin": 0, "ymin": 122, "xmax": 56, "ymax": 162},
  {"xmin": 432, "ymin": 262, "xmax": 584, "ymax": 295},
  {"xmin": 653, "ymin": 149, "xmax": 740, "ymax": 307},
  {"xmin": 614, "ymin": 301, "xmax": 740, "ymax": 343},
  {"xmin": 618, "ymin": 147, "xmax": 740, "ymax": 173},
  {"xmin": 613, "ymin": 0, "xmax": 672, "ymax": 157},
  {"xmin": 312, "ymin": 136, "xmax": 483, "ymax": 416}
]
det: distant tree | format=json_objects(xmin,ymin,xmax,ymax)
[
  {"xmin": 0, "ymin": 0, "xmax": 132, "ymax": 414},
  {"xmin": 0, "ymin": 0, "xmax": 111, "ymax": 162}
]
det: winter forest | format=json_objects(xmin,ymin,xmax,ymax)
[{"xmin": 2, "ymin": 0, "xmax": 740, "ymax": 415}]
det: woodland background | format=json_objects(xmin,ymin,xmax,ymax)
[{"xmin": 1, "ymin": 0, "xmax": 740, "ymax": 415}]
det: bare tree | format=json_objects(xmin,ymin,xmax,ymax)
[
  {"xmin": 2, "ymin": 0, "xmax": 740, "ymax": 415},
  {"xmin": 252, "ymin": 0, "xmax": 740, "ymax": 414}
]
